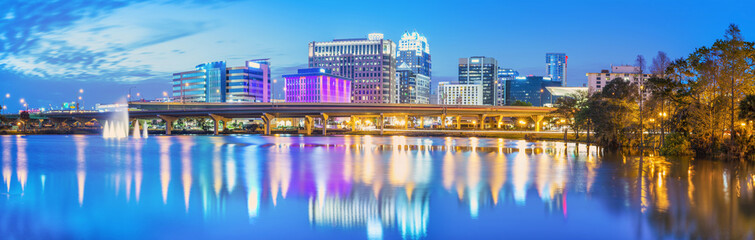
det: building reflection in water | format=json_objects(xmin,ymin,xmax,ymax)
[{"xmin": 2, "ymin": 135, "xmax": 755, "ymax": 239}]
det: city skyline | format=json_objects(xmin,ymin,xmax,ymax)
[{"xmin": 1, "ymin": 0, "xmax": 754, "ymax": 111}]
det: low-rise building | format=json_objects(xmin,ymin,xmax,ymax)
[
  {"xmin": 587, "ymin": 65, "xmax": 650, "ymax": 93},
  {"xmin": 438, "ymin": 82, "xmax": 483, "ymax": 105},
  {"xmin": 283, "ymin": 68, "xmax": 351, "ymax": 103},
  {"xmin": 543, "ymin": 87, "xmax": 588, "ymax": 107},
  {"xmin": 172, "ymin": 59, "xmax": 271, "ymax": 103},
  {"xmin": 504, "ymin": 76, "xmax": 562, "ymax": 106}
]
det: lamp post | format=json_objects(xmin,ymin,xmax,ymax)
[
  {"xmin": 128, "ymin": 87, "xmax": 137, "ymax": 102},
  {"xmin": 1, "ymin": 93, "xmax": 8, "ymax": 114}
]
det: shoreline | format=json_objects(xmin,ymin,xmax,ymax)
[{"xmin": 0, "ymin": 128, "xmax": 590, "ymax": 142}]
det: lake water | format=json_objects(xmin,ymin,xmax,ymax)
[{"xmin": 0, "ymin": 135, "xmax": 753, "ymax": 239}]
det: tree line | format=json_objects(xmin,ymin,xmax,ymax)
[{"xmin": 553, "ymin": 24, "xmax": 755, "ymax": 159}]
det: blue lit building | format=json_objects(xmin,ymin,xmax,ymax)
[
  {"xmin": 397, "ymin": 63, "xmax": 430, "ymax": 104},
  {"xmin": 396, "ymin": 31, "xmax": 431, "ymax": 77},
  {"xmin": 496, "ymin": 67, "xmax": 519, "ymax": 106},
  {"xmin": 172, "ymin": 59, "xmax": 271, "ymax": 103},
  {"xmin": 459, "ymin": 56, "xmax": 498, "ymax": 105},
  {"xmin": 546, "ymin": 53, "xmax": 567, "ymax": 87},
  {"xmin": 504, "ymin": 76, "xmax": 562, "ymax": 106}
]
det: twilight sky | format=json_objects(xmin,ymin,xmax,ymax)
[{"xmin": 1, "ymin": 0, "xmax": 754, "ymax": 112}]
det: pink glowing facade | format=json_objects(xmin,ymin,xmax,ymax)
[{"xmin": 283, "ymin": 68, "xmax": 351, "ymax": 103}]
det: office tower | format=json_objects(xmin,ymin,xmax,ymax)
[
  {"xmin": 172, "ymin": 60, "xmax": 271, "ymax": 103},
  {"xmin": 438, "ymin": 82, "xmax": 483, "ymax": 105},
  {"xmin": 546, "ymin": 53, "xmax": 567, "ymax": 86},
  {"xmin": 397, "ymin": 63, "xmax": 430, "ymax": 104},
  {"xmin": 308, "ymin": 33, "xmax": 397, "ymax": 104},
  {"xmin": 458, "ymin": 56, "xmax": 498, "ymax": 105},
  {"xmin": 283, "ymin": 68, "xmax": 351, "ymax": 103},
  {"xmin": 496, "ymin": 67, "xmax": 519, "ymax": 106},
  {"xmin": 586, "ymin": 65, "xmax": 650, "ymax": 93},
  {"xmin": 396, "ymin": 31, "xmax": 431, "ymax": 77},
  {"xmin": 504, "ymin": 76, "xmax": 562, "ymax": 106},
  {"xmin": 227, "ymin": 59, "xmax": 271, "ymax": 102}
]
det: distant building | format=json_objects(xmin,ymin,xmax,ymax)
[
  {"xmin": 459, "ymin": 56, "xmax": 498, "ymax": 105},
  {"xmin": 543, "ymin": 86, "xmax": 588, "ymax": 107},
  {"xmin": 396, "ymin": 63, "xmax": 430, "ymax": 104},
  {"xmin": 438, "ymin": 82, "xmax": 483, "ymax": 105},
  {"xmin": 396, "ymin": 31, "xmax": 431, "ymax": 77},
  {"xmin": 586, "ymin": 65, "xmax": 650, "ymax": 93},
  {"xmin": 546, "ymin": 53, "xmax": 567, "ymax": 86},
  {"xmin": 504, "ymin": 76, "xmax": 562, "ymax": 106},
  {"xmin": 172, "ymin": 60, "xmax": 271, "ymax": 103},
  {"xmin": 496, "ymin": 67, "xmax": 519, "ymax": 106},
  {"xmin": 308, "ymin": 33, "xmax": 397, "ymax": 103},
  {"xmin": 283, "ymin": 68, "xmax": 351, "ymax": 103}
]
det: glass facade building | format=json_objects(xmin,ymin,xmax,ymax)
[
  {"xmin": 172, "ymin": 60, "xmax": 271, "ymax": 103},
  {"xmin": 546, "ymin": 53, "xmax": 567, "ymax": 87},
  {"xmin": 496, "ymin": 67, "xmax": 519, "ymax": 106},
  {"xmin": 283, "ymin": 68, "xmax": 351, "ymax": 103},
  {"xmin": 397, "ymin": 63, "xmax": 430, "ymax": 104},
  {"xmin": 396, "ymin": 31, "xmax": 431, "ymax": 77},
  {"xmin": 458, "ymin": 56, "xmax": 498, "ymax": 105},
  {"xmin": 504, "ymin": 76, "xmax": 562, "ymax": 106},
  {"xmin": 308, "ymin": 33, "xmax": 397, "ymax": 104}
]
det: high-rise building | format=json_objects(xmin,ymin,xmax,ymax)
[
  {"xmin": 396, "ymin": 63, "xmax": 430, "ymax": 104},
  {"xmin": 438, "ymin": 82, "xmax": 483, "ymax": 105},
  {"xmin": 586, "ymin": 65, "xmax": 649, "ymax": 93},
  {"xmin": 172, "ymin": 60, "xmax": 271, "ymax": 103},
  {"xmin": 396, "ymin": 31, "xmax": 431, "ymax": 77},
  {"xmin": 458, "ymin": 56, "xmax": 498, "ymax": 105},
  {"xmin": 496, "ymin": 67, "xmax": 519, "ymax": 106},
  {"xmin": 308, "ymin": 33, "xmax": 397, "ymax": 104},
  {"xmin": 504, "ymin": 76, "xmax": 562, "ymax": 106},
  {"xmin": 546, "ymin": 53, "xmax": 567, "ymax": 86},
  {"xmin": 283, "ymin": 68, "xmax": 351, "ymax": 103}
]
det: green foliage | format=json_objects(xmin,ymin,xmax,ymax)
[
  {"xmin": 581, "ymin": 78, "xmax": 639, "ymax": 148},
  {"xmin": 511, "ymin": 100, "xmax": 532, "ymax": 106},
  {"xmin": 739, "ymin": 95, "xmax": 755, "ymax": 121},
  {"xmin": 660, "ymin": 133, "xmax": 694, "ymax": 156}
]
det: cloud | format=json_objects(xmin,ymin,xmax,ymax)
[{"xmin": 0, "ymin": 0, "xmax": 227, "ymax": 83}]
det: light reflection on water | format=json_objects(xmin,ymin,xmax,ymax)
[{"xmin": 0, "ymin": 135, "xmax": 754, "ymax": 239}]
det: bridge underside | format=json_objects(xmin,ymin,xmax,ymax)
[{"xmin": 2, "ymin": 102, "xmax": 556, "ymax": 135}]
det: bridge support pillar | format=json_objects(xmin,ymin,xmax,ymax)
[
  {"xmin": 379, "ymin": 113, "xmax": 384, "ymax": 135},
  {"xmin": 531, "ymin": 115, "xmax": 545, "ymax": 132},
  {"xmin": 350, "ymin": 116, "xmax": 357, "ymax": 131},
  {"xmin": 262, "ymin": 113, "xmax": 275, "ymax": 135},
  {"xmin": 403, "ymin": 115, "xmax": 408, "ymax": 130},
  {"xmin": 478, "ymin": 114, "xmax": 487, "ymax": 130},
  {"xmin": 158, "ymin": 115, "xmax": 178, "ymax": 135},
  {"xmin": 321, "ymin": 113, "xmax": 329, "ymax": 135},
  {"xmin": 441, "ymin": 114, "xmax": 447, "ymax": 129},
  {"xmin": 209, "ymin": 114, "xmax": 231, "ymax": 135},
  {"xmin": 455, "ymin": 116, "xmax": 461, "ymax": 130},
  {"xmin": 304, "ymin": 116, "xmax": 314, "ymax": 135},
  {"xmin": 418, "ymin": 117, "xmax": 424, "ymax": 129},
  {"xmin": 496, "ymin": 115, "xmax": 504, "ymax": 129}
]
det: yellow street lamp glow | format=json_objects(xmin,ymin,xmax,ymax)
[
  {"xmin": 79, "ymin": 89, "xmax": 84, "ymax": 94},
  {"xmin": 560, "ymin": 119, "xmax": 566, "ymax": 123},
  {"xmin": 4, "ymin": 93, "xmax": 9, "ymax": 98},
  {"xmin": 162, "ymin": 91, "xmax": 168, "ymax": 97},
  {"xmin": 741, "ymin": 122, "xmax": 747, "ymax": 126},
  {"xmin": 19, "ymin": 98, "xmax": 24, "ymax": 103},
  {"xmin": 518, "ymin": 120, "xmax": 526, "ymax": 125}
]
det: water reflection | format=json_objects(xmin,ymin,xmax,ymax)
[{"xmin": 0, "ymin": 135, "xmax": 753, "ymax": 239}]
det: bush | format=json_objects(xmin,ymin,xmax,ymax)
[{"xmin": 660, "ymin": 133, "xmax": 694, "ymax": 156}]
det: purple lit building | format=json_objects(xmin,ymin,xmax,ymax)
[{"xmin": 283, "ymin": 68, "xmax": 351, "ymax": 103}]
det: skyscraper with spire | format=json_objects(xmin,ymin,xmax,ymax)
[
  {"xmin": 546, "ymin": 53, "xmax": 567, "ymax": 86},
  {"xmin": 396, "ymin": 31, "xmax": 431, "ymax": 104}
]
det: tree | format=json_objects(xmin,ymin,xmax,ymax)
[
  {"xmin": 650, "ymin": 51, "xmax": 672, "ymax": 77},
  {"xmin": 582, "ymin": 78, "xmax": 639, "ymax": 148},
  {"xmin": 551, "ymin": 91, "xmax": 588, "ymax": 142},
  {"xmin": 511, "ymin": 100, "xmax": 532, "ymax": 106},
  {"xmin": 740, "ymin": 95, "xmax": 755, "ymax": 121}
]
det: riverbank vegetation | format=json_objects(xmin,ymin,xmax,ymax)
[{"xmin": 554, "ymin": 24, "xmax": 755, "ymax": 159}]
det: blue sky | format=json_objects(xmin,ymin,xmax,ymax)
[{"xmin": 1, "ymin": 0, "xmax": 754, "ymax": 112}]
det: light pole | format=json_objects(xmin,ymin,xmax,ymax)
[
  {"xmin": 1, "ymin": 93, "xmax": 8, "ymax": 114},
  {"xmin": 128, "ymin": 87, "xmax": 137, "ymax": 102}
]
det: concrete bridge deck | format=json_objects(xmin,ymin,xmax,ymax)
[{"xmin": 2, "ymin": 102, "xmax": 556, "ymax": 135}]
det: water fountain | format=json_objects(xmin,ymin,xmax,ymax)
[
  {"xmin": 102, "ymin": 104, "xmax": 131, "ymax": 139},
  {"xmin": 133, "ymin": 120, "xmax": 141, "ymax": 138},
  {"xmin": 143, "ymin": 121, "xmax": 148, "ymax": 138}
]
